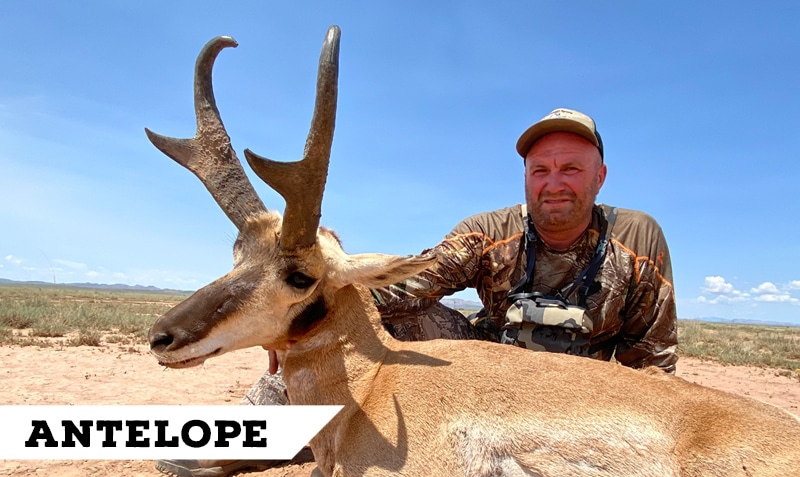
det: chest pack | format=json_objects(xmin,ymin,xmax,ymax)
[{"xmin": 501, "ymin": 205, "xmax": 617, "ymax": 356}]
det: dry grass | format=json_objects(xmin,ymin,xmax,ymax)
[
  {"xmin": 2, "ymin": 284, "xmax": 799, "ymax": 375},
  {"xmin": 678, "ymin": 319, "xmax": 800, "ymax": 376},
  {"xmin": 0, "ymin": 284, "xmax": 188, "ymax": 347}
]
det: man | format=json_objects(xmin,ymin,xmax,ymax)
[
  {"xmin": 156, "ymin": 108, "xmax": 678, "ymax": 477},
  {"xmin": 379, "ymin": 108, "xmax": 677, "ymax": 370}
]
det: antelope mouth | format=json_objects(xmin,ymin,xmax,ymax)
[{"xmin": 157, "ymin": 347, "xmax": 222, "ymax": 369}]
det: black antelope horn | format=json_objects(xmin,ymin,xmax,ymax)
[
  {"xmin": 145, "ymin": 36, "xmax": 268, "ymax": 231},
  {"xmin": 245, "ymin": 25, "xmax": 340, "ymax": 251}
]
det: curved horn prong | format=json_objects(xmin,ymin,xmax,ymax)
[
  {"xmin": 245, "ymin": 25, "xmax": 340, "ymax": 250},
  {"xmin": 145, "ymin": 36, "xmax": 268, "ymax": 230}
]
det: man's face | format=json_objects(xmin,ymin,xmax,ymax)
[{"xmin": 524, "ymin": 132, "xmax": 607, "ymax": 238}]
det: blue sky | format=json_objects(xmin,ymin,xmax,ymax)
[{"xmin": 1, "ymin": 1, "xmax": 799, "ymax": 325}]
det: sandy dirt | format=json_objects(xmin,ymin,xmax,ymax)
[{"xmin": 1, "ymin": 342, "xmax": 798, "ymax": 477}]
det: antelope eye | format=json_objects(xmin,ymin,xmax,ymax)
[{"xmin": 286, "ymin": 271, "xmax": 317, "ymax": 289}]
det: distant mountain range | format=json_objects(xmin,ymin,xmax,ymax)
[
  {"xmin": 1, "ymin": 279, "xmax": 797, "ymax": 327},
  {"xmin": 682, "ymin": 316, "xmax": 799, "ymax": 328},
  {"xmin": 439, "ymin": 299, "xmax": 800, "ymax": 327},
  {"xmin": 0, "ymin": 278, "xmax": 190, "ymax": 295},
  {"xmin": 440, "ymin": 298, "xmax": 483, "ymax": 310}
]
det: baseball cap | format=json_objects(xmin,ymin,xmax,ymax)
[{"xmin": 515, "ymin": 108, "xmax": 604, "ymax": 159}]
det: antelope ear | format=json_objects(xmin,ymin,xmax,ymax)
[{"xmin": 328, "ymin": 252, "xmax": 437, "ymax": 289}]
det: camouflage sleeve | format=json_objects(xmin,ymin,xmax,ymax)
[
  {"xmin": 372, "ymin": 217, "xmax": 492, "ymax": 319},
  {"xmin": 613, "ymin": 222, "xmax": 679, "ymax": 374}
]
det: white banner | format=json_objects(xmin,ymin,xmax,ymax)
[{"xmin": 0, "ymin": 405, "xmax": 341, "ymax": 460}]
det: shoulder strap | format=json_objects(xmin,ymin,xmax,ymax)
[
  {"xmin": 562, "ymin": 205, "xmax": 618, "ymax": 306},
  {"xmin": 509, "ymin": 205, "xmax": 618, "ymax": 305},
  {"xmin": 508, "ymin": 204, "xmax": 536, "ymax": 298}
]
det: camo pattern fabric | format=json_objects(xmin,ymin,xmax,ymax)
[
  {"xmin": 373, "ymin": 204, "xmax": 679, "ymax": 373},
  {"xmin": 381, "ymin": 301, "xmax": 499, "ymax": 343},
  {"xmin": 503, "ymin": 298, "xmax": 593, "ymax": 354},
  {"xmin": 504, "ymin": 323, "xmax": 592, "ymax": 355},
  {"xmin": 240, "ymin": 370, "xmax": 289, "ymax": 406},
  {"xmin": 504, "ymin": 299, "xmax": 593, "ymax": 331}
]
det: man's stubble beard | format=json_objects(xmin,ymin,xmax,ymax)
[{"xmin": 527, "ymin": 188, "xmax": 599, "ymax": 233}]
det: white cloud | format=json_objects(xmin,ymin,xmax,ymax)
[
  {"xmin": 699, "ymin": 276, "xmax": 800, "ymax": 306},
  {"xmin": 53, "ymin": 259, "xmax": 88, "ymax": 270},
  {"xmin": 695, "ymin": 294, "xmax": 747, "ymax": 305},
  {"xmin": 4, "ymin": 255, "xmax": 22, "ymax": 265},
  {"xmin": 749, "ymin": 281, "xmax": 800, "ymax": 303},
  {"xmin": 754, "ymin": 294, "xmax": 798, "ymax": 303},
  {"xmin": 750, "ymin": 282, "xmax": 780, "ymax": 294},
  {"xmin": 702, "ymin": 276, "xmax": 735, "ymax": 294},
  {"xmin": 700, "ymin": 276, "xmax": 749, "ymax": 303}
]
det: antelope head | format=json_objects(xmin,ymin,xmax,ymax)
[{"xmin": 146, "ymin": 27, "xmax": 435, "ymax": 370}]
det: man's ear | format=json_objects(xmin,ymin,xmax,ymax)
[
  {"xmin": 597, "ymin": 162, "xmax": 607, "ymax": 190},
  {"xmin": 327, "ymin": 252, "xmax": 437, "ymax": 289}
]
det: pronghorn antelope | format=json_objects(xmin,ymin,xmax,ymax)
[{"xmin": 147, "ymin": 26, "xmax": 800, "ymax": 477}]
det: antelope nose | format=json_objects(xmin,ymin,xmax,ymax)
[{"xmin": 149, "ymin": 331, "xmax": 174, "ymax": 351}]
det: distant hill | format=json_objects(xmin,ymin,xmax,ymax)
[
  {"xmin": 683, "ymin": 316, "xmax": 799, "ymax": 328},
  {"xmin": 440, "ymin": 298, "xmax": 482, "ymax": 310},
  {"xmin": 438, "ymin": 298, "xmax": 800, "ymax": 327},
  {"xmin": 2, "ymin": 277, "xmax": 481, "ymax": 308},
  {"xmin": 2, "ymin": 279, "xmax": 797, "ymax": 327},
  {"xmin": 0, "ymin": 278, "xmax": 191, "ymax": 295}
]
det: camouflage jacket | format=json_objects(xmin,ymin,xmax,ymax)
[{"xmin": 374, "ymin": 204, "xmax": 678, "ymax": 373}]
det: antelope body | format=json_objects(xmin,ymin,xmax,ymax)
[{"xmin": 147, "ymin": 27, "xmax": 800, "ymax": 476}]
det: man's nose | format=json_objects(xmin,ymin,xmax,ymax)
[{"xmin": 541, "ymin": 172, "xmax": 567, "ymax": 192}]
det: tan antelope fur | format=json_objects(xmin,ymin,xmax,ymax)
[{"xmin": 147, "ymin": 26, "xmax": 800, "ymax": 477}]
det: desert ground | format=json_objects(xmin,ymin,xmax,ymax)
[{"xmin": 1, "ymin": 342, "xmax": 798, "ymax": 477}]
